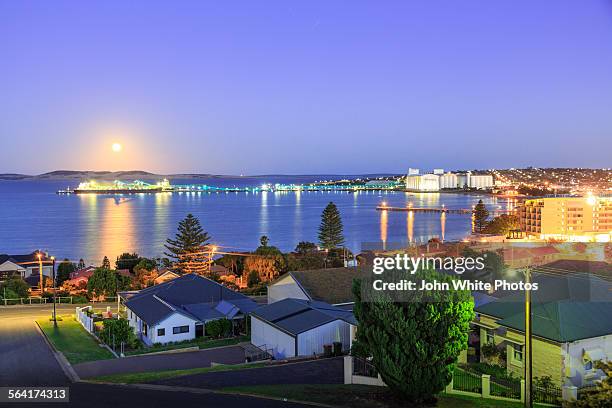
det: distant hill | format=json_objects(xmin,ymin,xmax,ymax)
[
  {"xmin": 0, "ymin": 170, "xmax": 403, "ymax": 181},
  {"xmin": 0, "ymin": 170, "xmax": 162, "ymax": 181}
]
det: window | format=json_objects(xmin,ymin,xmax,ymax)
[
  {"xmin": 485, "ymin": 329, "xmax": 495, "ymax": 344},
  {"xmin": 173, "ymin": 325, "xmax": 189, "ymax": 334},
  {"xmin": 157, "ymin": 328, "xmax": 165, "ymax": 336},
  {"xmin": 513, "ymin": 344, "xmax": 523, "ymax": 362}
]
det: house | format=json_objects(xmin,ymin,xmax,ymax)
[
  {"xmin": 0, "ymin": 252, "xmax": 53, "ymax": 279},
  {"xmin": 122, "ymin": 274, "xmax": 258, "ymax": 345},
  {"xmin": 473, "ymin": 271, "xmax": 612, "ymax": 387},
  {"xmin": 0, "ymin": 255, "xmax": 26, "ymax": 280},
  {"xmin": 153, "ymin": 269, "xmax": 180, "ymax": 285},
  {"xmin": 250, "ymin": 298, "xmax": 357, "ymax": 359},
  {"xmin": 267, "ymin": 267, "xmax": 362, "ymax": 306},
  {"xmin": 67, "ymin": 266, "xmax": 96, "ymax": 286}
]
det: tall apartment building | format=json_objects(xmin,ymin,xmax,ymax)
[{"xmin": 518, "ymin": 195, "xmax": 612, "ymax": 242}]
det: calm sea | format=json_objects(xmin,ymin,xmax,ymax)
[{"xmin": 0, "ymin": 177, "xmax": 517, "ymax": 265}]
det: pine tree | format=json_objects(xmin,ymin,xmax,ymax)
[
  {"xmin": 164, "ymin": 214, "xmax": 211, "ymax": 274},
  {"xmin": 318, "ymin": 202, "xmax": 345, "ymax": 249},
  {"xmin": 473, "ymin": 199, "xmax": 489, "ymax": 233},
  {"xmin": 101, "ymin": 256, "xmax": 111, "ymax": 270}
]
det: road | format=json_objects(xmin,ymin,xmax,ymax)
[
  {"xmin": 0, "ymin": 304, "xmax": 311, "ymax": 408},
  {"xmin": 75, "ymin": 345, "xmax": 246, "ymax": 379}
]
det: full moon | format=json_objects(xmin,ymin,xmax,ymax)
[{"xmin": 112, "ymin": 143, "xmax": 122, "ymax": 152}]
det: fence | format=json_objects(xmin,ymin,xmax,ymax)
[
  {"xmin": 352, "ymin": 356, "xmax": 378, "ymax": 378},
  {"xmin": 75, "ymin": 306, "xmax": 94, "ymax": 333},
  {"xmin": 2, "ymin": 296, "xmax": 77, "ymax": 306},
  {"xmin": 344, "ymin": 356, "xmax": 567, "ymax": 406}
]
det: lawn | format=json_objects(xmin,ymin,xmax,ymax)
[
  {"xmin": 124, "ymin": 335, "xmax": 248, "ymax": 356},
  {"xmin": 92, "ymin": 361, "xmax": 267, "ymax": 384},
  {"xmin": 37, "ymin": 316, "xmax": 114, "ymax": 364},
  {"xmin": 220, "ymin": 384, "xmax": 539, "ymax": 408}
]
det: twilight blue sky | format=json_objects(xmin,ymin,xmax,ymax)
[{"xmin": 1, "ymin": 1, "xmax": 611, "ymax": 175}]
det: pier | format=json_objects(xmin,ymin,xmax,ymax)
[
  {"xmin": 376, "ymin": 205, "xmax": 472, "ymax": 214},
  {"xmin": 57, "ymin": 179, "xmax": 404, "ymax": 195}
]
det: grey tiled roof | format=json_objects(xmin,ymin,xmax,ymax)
[
  {"xmin": 251, "ymin": 298, "xmax": 356, "ymax": 336},
  {"xmin": 125, "ymin": 274, "xmax": 257, "ymax": 326}
]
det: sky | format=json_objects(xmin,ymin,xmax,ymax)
[{"xmin": 1, "ymin": 0, "xmax": 611, "ymax": 175}]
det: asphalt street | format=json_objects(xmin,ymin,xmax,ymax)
[{"xmin": 0, "ymin": 304, "xmax": 311, "ymax": 408}]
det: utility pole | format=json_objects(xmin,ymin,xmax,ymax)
[
  {"xmin": 524, "ymin": 266, "xmax": 533, "ymax": 408},
  {"xmin": 37, "ymin": 252, "xmax": 43, "ymax": 295},
  {"xmin": 51, "ymin": 256, "xmax": 57, "ymax": 327}
]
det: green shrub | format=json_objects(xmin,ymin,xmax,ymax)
[
  {"xmin": 99, "ymin": 318, "xmax": 139, "ymax": 349},
  {"xmin": 205, "ymin": 318, "xmax": 232, "ymax": 338}
]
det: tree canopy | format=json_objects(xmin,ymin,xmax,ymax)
[
  {"xmin": 115, "ymin": 252, "xmax": 141, "ymax": 273},
  {"xmin": 56, "ymin": 259, "xmax": 76, "ymax": 286},
  {"xmin": 352, "ymin": 269, "xmax": 474, "ymax": 402},
  {"xmin": 472, "ymin": 200, "xmax": 489, "ymax": 233},
  {"xmin": 87, "ymin": 268, "xmax": 131, "ymax": 298},
  {"xmin": 164, "ymin": 213, "xmax": 211, "ymax": 274},
  {"xmin": 318, "ymin": 202, "xmax": 345, "ymax": 249}
]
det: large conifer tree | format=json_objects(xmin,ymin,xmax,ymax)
[
  {"xmin": 164, "ymin": 214, "xmax": 211, "ymax": 274},
  {"xmin": 473, "ymin": 199, "xmax": 489, "ymax": 233},
  {"xmin": 318, "ymin": 202, "xmax": 345, "ymax": 249}
]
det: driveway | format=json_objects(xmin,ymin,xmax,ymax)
[
  {"xmin": 75, "ymin": 345, "xmax": 246, "ymax": 379},
  {"xmin": 151, "ymin": 357, "xmax": 344, "ymax": 389}
]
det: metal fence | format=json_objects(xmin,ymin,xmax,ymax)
[
  {"xmin": 533, "ymin": 384, "xmax": 562, "ymax": 405},
  {"xmin": 452, "ymin": 369, "xmax": 482, "ymax": 394},
  {"xmin": 489, "ymin": 375, "xmax": 521, "ymax": 400},
  {"xmin": 352, "ymin": 356, "xmax": 378, "ymax": 378}
]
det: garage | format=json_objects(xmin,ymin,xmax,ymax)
[{"xmin": 250, "ymin": 298, "xmax": 356, "ymax": 359}]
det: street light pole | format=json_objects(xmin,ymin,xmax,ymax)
[
  {"xmin": 37, "ymin": 252, "xmax": 43, "ymax": 295},
  {"xmin": 524, "ymin": 266, "xmax": 533, "ymax": 408},
  {"xmin": 51, "ymin": 256, "xmax": 57, "ymax": 327}
]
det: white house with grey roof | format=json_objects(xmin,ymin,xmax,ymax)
[
  {"xmin": 250, "ymin": 298, "xmax": 357, "ymax": 359},
  {"xmin": 122, "ymin": 274, "xmax": 258, "ymax": 345}
]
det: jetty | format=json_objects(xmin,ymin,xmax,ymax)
[{"xmin": 376, "ymin": 205, "xmax": 472, "ymax": 214}]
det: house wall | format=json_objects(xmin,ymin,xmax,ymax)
[
  {"xmin": 297, "ymin": 320, "xmax": 352, "ymax": 356},
  {"xmin": 564, "ymin": 335, "xmax": 612, "ymax": 387},
  {"xmin": 126, "ymin": 307, "xmax": 198, "ymax": 345},
  {"xmin": 23, "ymin": 265, "xmax": 53, "ymax": 278},
  {"xmin": 477, "ymin": 315, "xmax": 564, "ymax": 385},
  {"xmin": 0, "ymin": 261, "xmax": 26, "ymax": 278},
  {"xmin": 267, "ymin": 274, "xmax": 309, "ymax": 304},
  {"xmin": 149, "ymin": 313, "xmax": 199, "ymax": 344},
  {"xmin": 250, "ymin": 316, "xmax": 296, "ymax": 359}
]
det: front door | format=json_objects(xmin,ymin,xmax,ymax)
[{"xmin": 195, "ymin": 324, "xmax": 204, "ymax": 338}]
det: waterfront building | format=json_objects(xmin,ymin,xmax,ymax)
[
  {"xmin": 407, "ymin": 168, "xmax": 420, "ymax": 176},
  {"xmin": 468, "ymin": 174, "xmax": 494, "ymax": 189},
  {"xmin": 406, "ymin": 174, "xmax": 440, "ymax": 191},
  {"xmin": 439, "ymin": 172, "xmax": 458, "ymax": 189},
  {"xmin": 433, "ymin": 168, "xmax": 444, "ymax": 175},
  {"xmin": 517, "ymin": 195, "xmax": 612, "ymax": 242},
  {"xmin": 456, "ymin": 173, "xmax": 469, "ymax": 189}
]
